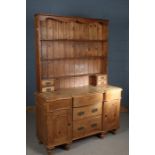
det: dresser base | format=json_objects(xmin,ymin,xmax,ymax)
[{"xmin": 35, "ymin": 85, "xmax": 122, "ymax": 155}]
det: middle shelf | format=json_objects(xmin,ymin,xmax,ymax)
[
  {"xmin": 41, "ymin": 56, "xmax": 106, "ymax": 61},
  {"xmin": 41, "ymin": 57, "xmax": 107, "ymax": 79},
  {"xmin": 41, "ymin": 41, "xmax": 108, "ymax": 59},
  {"xmin": 40, "ymin": 39, "xmax": 106, "ymax": 42}
]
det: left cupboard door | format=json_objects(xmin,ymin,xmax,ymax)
[{"xmin": 47, "ymin": 108, "xmax": 72, "ymax": 147}]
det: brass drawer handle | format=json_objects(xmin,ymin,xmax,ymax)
[
  {"xmin": 46, "ymin": 88, "xmax": 51, "ymax": 92},
  {"xmin": 100, "ymin": 77, "xmax": 105, "ymax": 80},
  {"xmin": 78, "ymin": 126, "xmax": 84, "ymax": 131},
  {"xmin": 78, "ymin": 111, "xmax": 85, "ymax": 116},
  {"xmin": 91, "ymin": 123, "xmax": 97, "ymax": 128},
  {"xmin": 45, "ymin": 82, "xmax": 51, "ymax": 85},
  {"xmin": 91, "ymin": 108, "xmax": 98, "ymax": 113}
]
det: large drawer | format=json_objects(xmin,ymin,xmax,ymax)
[
  {"xmin": 104, "ymin": 90, "xmax": 121, "ymax": 101},
  {"xmin": 73, "ymin": 93, "xmax": 103, "ymax": 107},
  {"xmin": 73, "ymin": 115, "xmax": 102, "ymax": 139},
  {"xmin": 73, "ymin": 102, "xmax": 102, "ymax": 120}
]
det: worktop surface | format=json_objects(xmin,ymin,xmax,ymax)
[{"xmin": 36, "ymin": 85, "xmax": 122, "ymax": 102}]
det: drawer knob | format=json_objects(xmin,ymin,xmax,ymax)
[
  {"xmin": 78, "ymin": 111, "xmax": 85, "ymax": 116},
  {"xmin": 46, "ymin": 88, "xmax": 51, "ymax": 92},
  {"xmin": 78, "ymin": 126, "xmax": 84, "ymax": 131},
  {"xmin": 45, "ymin": 82, "xmax": 51, "ymax": 85},
  {"xmin": 91, "ymin": 123, "xmax": 97, "ymax": 128},
  {"xmin": 92, "ymin": 108, "xmax": 98, "ymax": 113}
]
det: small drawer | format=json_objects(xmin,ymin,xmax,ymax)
[
  {"xmin": 73, "ymin": 93, "xmax": 103, "ymax": 107},
  {"xmin": 41, "ymin": 79, "xmax": 55, "ymax": 87},
  {"xmin": 47, "ymin": 98, "xmax": 72, "ymax": 112},
  {"xmin": 97, "ymin": 75, "xmax": 107, "ymax": 81},
  {"xmin": 97, "ymin": 79, "xmax": 107, "ymax": 86},
  {"xmin": 73, "ymin": 102, "xmax": 102, "ymax": 120},
  {"xmin": 104, "ymin": 90, "xmax": 121, "ymax": 101},
  {"xmin": 73, "ymin": 116, "xmax": 102, "ymax": 139},
  {"xmin": 42, "ymin": 86, "xmax": 55, "ymax": 92},
  {"xmin": 89, "ymin": 74, "xmax": 107, "ymax": 86}
]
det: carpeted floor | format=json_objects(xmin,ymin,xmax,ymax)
[{"xmin": 26, "ymin": 112, "xmax": 129, "ymax": 155}]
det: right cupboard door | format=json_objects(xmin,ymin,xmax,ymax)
[{"xmin": 102, "ymin": 100, "xmax": 121, "ymax": 132}]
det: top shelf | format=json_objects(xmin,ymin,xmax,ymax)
[{"xmin": 40, "ymin": 39, "xmax": 107, "ymax": 42}]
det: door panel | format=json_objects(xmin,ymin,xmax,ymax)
[
  {"xmin": 47, "ymin": 109, "xmax": 72, "ymax": 147},
  {"xmin": 103, "ymin": 100, "xmax": 120, "ymax": 132}
]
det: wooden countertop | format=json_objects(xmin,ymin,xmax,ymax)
[{"xmin": 35, "ymin": 85, "xmax": 122, "ymax": 102}]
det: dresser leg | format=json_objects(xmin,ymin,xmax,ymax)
[
  {"xmin": 63, "ymin": 143, "xmax": 71, "ymax": 150},
  {"xmin": 38, "ymin": 140, "xmax": 43, "ymax": 144},
  {"xmin": 111, "ymin": 129, "xmax": 117, "ymax": 135},
  {"xmin": 98, "ymin": 132, "xmax": 105, "ymax": 139},
  {"xmin": 46, "ymin": 148, "xmax": 53, "ymax": 155}
]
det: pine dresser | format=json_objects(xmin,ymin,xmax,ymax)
[{"xmin": 34, "ymin": 13, "xmax": 123, "ymax": 155}]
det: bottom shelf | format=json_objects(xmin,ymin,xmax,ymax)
[{"xmin": 41, "ymin": 73, "xmax": 107, "ymax": 90}]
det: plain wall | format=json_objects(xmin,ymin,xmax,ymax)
[{"xmin": 26, "ymin": 0, "xmax": 129, "ymax": 106}]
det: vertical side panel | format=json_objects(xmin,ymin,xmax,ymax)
[{"xmin": 35, "ymin": 15, "xmax": 42, "ymax": 91}]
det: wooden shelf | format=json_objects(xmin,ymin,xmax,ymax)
[
  {"xmin": 36, "ymin": 14, "xmax": 108, "ymax": 91},
  {"xmin": 41, "ymin": 56, "xmax": 106, "ymax": 61},
  {"xmin": 42, "ymin": 73, "xmax": 103, "ymax": 79},
  {"xmin": 40, "ymin": 39, "xmax": 107, "ymax": 42}
]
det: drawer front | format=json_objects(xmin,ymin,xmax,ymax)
[
  {"xmin": 97, "ymin": 75, "xmax": 107, "ymax": 86},
  {"xmin": 73, "ymin": 93, "xmax": 103, "ymax": 107},
  {"xmin": 47, "ymin": 99, "xmax": 72, "ymax": 112},
  {"xmin": 104, "ymin": 90, "xmax": 121, "ymax": 101},
  {"xmin": 42, "ymin": 86, "xmax": 55, "ymax": 92},
  {"xmin": 87, "ymin": 116, "xmax": 102, "ymax": 133},
  {"xmin": 97, "ymin": 75, "xmax": 107, "ymax": 81},
  {"xmin": 97, "ymin": 79, "xmax": 107, "ymax": 86},
  {"xmin": 41, "ymin": 79, "xmax": 55, "ymax": 87},
  {"xmin": 73, "ymin": 121, "xmax": 87, "ymax": 139},
  {"xmin": 73, "ymin": 116, "xmax": 102, "ymax": 139},
  {"xmin": 73, "ymin": 102, "xmax": 102, "ymax": 120},
  {"xmin": 89, "ymin": 74, "xmax": 107, "ymax": 86}
]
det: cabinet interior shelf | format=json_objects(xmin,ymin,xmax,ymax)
[
  {"xmin": 42, "ymin": 73, "xmax": 103, "ymax": 79},
  {"xmin": 41, "ymin": 56, "xmax": 106, "ymax": 61},
  {"xmin": 40, "ymin": 39, "xmax": 107, "ymax": 42}
]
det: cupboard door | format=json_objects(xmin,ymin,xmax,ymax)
[
  {"xmin": 47, "ymin": 109, "xmax": 72, "ymax": 147},
  {"xmin": 103, "ymin": 100, "xmax": 121, "ymax": 132}
]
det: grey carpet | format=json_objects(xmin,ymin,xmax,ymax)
[{"xmin": 26, "ymin": 112, "xmax": 129, "ymax": 155}]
